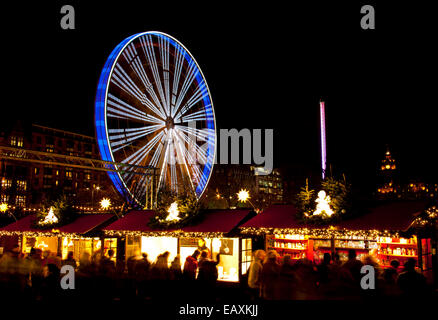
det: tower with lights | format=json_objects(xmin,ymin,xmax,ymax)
[{"xmin": 377, "ymin": 147, "xmax": 399, "ymax": 197}]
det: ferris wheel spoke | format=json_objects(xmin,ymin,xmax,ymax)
[
  {"xmin": 172, "ymin": 130, "xmax": 196, "ymax": 194},
  {"xmin": 169, "ymin": 143, "xmax": 178, "ymax": 193},
  {"xmin": 112, "ymin": 64, "xmax": 166, "ymax": 119},
  {"xmin": 149, "ymin": 141, "xmax": 164, "ymax": 168},
  {"xmin": 121, "ymin": 130, "xmax": 165, "ymax": 166},
  {"xmin": 140, "ymin": 35, "xmax": 169, "ymax": 117},
  {"xmin": 174, "ymin": 128, "xmax": 208, "ymax": 164},
  {"xmin": 157, "ymin": 137, "xmax": 171, "ymax": 191},
  {"xmin": 172, "ymin": 60, "xmax": 199, "ymax": 118},
  {"xmin": 123, "ymin": 43, "xmax": 167, "ymax": 118},
  {"xmin": 175, "ymin": 125, "xmax": 214, "ymax": 142},
  {"xmin": 170, "ymin": 43, "xmax": 185, "ymax": 117},
  {"xmin": 174, "ymin": 82, "xmax": 209, "ymax": 122},
  {"xmin": 109, "ymin": 125, "xmax": 163, "ymax": 150},
  {"xmin": 178, "ymin": 108, "xmax": 213, "ymax": 123},
  {"xmin": 107, "ymin": 94, "xmax": 164, "ymax": 125},
  {"xmin": 133, "ymin": 175, "xmax": 148, "ymax": 203},
  {"xmin": 158, "ymin": 36, "xmax": 171, "ymax": 118}
]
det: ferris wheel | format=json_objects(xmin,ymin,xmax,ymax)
[{"xmin": 95, "ymin": 31, "xmax": 216, "ymax": 207}]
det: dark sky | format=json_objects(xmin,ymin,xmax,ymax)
[{"xmin": 2, "ymin": 1, "xmax": 437, "ymax": 191}]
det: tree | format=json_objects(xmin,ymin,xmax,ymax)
[{"xmin": 295, "ymin": 176, "xmax": 352, "ymax": 224}]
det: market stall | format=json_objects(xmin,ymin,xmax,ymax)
[
  {"xmin": 0, "ymin": 213, "xmax": 115, "ymax": 260},
  {"xmin": 240, "ymin": 202, "xmax": 429, "ymax": 271},
  {"xmin": 103, "ymin": 209, "xmax": 255, "ymax": 282}
]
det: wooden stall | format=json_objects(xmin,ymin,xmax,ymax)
[{"xmin": 102, "ymin": 209, "xmax": 255, "ymax": 282}]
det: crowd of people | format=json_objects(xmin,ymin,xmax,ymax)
[
  {"xmin": 0, "ymin": 246, "xmax": 221, "ymax": 301},
  {"xmin": 247, "ymin": 249, "xmax": 430, "ymax": 300},
  {"xmin": 0, "ymin": 246, "xmax": 433, "ymax": 301}
]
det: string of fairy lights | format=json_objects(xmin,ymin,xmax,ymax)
[
  {"xmin": 240, "ymin": 226, "xmax": 400, "ymax": 239},
  {"xmin": 103, "ymin": 229, "xmax": 226, "ymax": 238},
  {"xmin": 0, "ymin": 199, "xmax": 123, "ymax": 214}
]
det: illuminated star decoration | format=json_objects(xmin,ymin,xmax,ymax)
[
  {"xmin": 0, "ymin": 203, "xmax": 8, "ymax": 213},
  {"xmin": 100, "ymin": 198, "xmax": 111, "ymax": 210},
  {"xmin": 313, "ymin": 190, "xmax": 334, "ymax": 217},
  {"xmin": 165, "ymin": 201, "xmax": 181, "ymax": 222},
  {"xmin": 39, "ymin": 207, "xmax": 59, "ymax": 225},
  {"xmin": 237, "ymin": 189, "xmax": 250, "ymax": 203}
]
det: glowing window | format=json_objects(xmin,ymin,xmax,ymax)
[{"xmin": 1, "ymin": 178, "xmax": 12, "ymax": 188}]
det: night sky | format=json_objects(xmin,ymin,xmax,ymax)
[{"xmin": 2, "ymin": 1, "xmax": 437, "ymax": 193}]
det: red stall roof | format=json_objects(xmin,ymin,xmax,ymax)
[
  {"xmin": 103, "ymin": 209, "xmax": 252, "ymax": 236},
  {"xmin": 0, "ymin": 214, "xmax": 114, "ymax": 236},
  {"xmin": 181, "ymin": 209, "xmax": 251, "ymax": 233},
  {"xmin": 102, "ymin": 210, "xmax": 162, "ymax": 234},
  {"xmin": 58, "ymin": 214, "xmax": 114, "ymax": 234},
  {"xmin": 241, "ymin": 202, "xmax": 426, "ymax": 232},
  {"xmin": 0, "ymin": 214, "xmax": 41, "ymax": 234},
  {"xmin": 240, "ymin": 205, "xmax": 307, "ymax": 229},
  {"xmin": 337, "ymin": 201, "xmax": 425, "ymax": 231}
]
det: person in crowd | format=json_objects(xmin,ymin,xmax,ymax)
[
  {"xmin": 62, "ymin": 251, "xmax": 77, "ymax": 269},
  {"xmin": 170, "ymin": 255, "xmax": 182, "ymax": 280},
  {"xmin": 247, "ymin": 249, "xmax": 266, "ymax": 300},
  {"xmin": 197, "ymin": 251, "xmax": 220, "ymax": 283},
  {"xmin": 183, "ymin": 249, "xmax": 200, "ymax": 280},
  {"xmin": 317, "ymin": 253, "xmax": 332, "ymax": 285},
  {"xmin": 196, "ymin": 250, "xmax": 220, "ymax": 300},
  {"xmin": 41, "ymin": 250, "xmax": 51, "ymax": 268},
  {"xmin": 316, "ymin": 252, "xmax": 346, "ymax": 299},
  {"xmin": 397, "ymin": 258, "xmax": 427, "ymax": 298},
  {"xmin": 41, "ymin": 263, "xmax": 60, "ymax": 300},
  {"xmin": 77, "ymin": 252, "xmax": 93, "ymax": 275},
  {"xmin": 333, "ymin": 252, "xmax": 342, "ymax": 266},
  {"xmin": 342, "ymin": 249, "xmax": 364, "ymax": 286},
  {"xmin": 135, "ymin": 253, "xmax": 151, "ymax": 280},
  {"xmin": 127, "ymin": 251, "xmax": 141, "ymax": 278},
  {"xmin": 46, "ymin": 251, "xmax": 61, "ymax": 269},
  {"xmin": 149, "ymin": 251, "xmax": 171, "ymax": 299},
  {"xmin": 27, "ymin": 248, "xmax": 44, "ymax": 299},
  {"xmin": 96, "ymin": 250, "xmax": 116, "ymax": 300},
  {"xmin": 293, "ymin": 258, "xmax": 318, "ymax": 299},
  {"xmin": 260, "ymin": 250, "xmax": 281, "ymax": 300},
  {"xmin": 134, "ymin": 253, "xmax": 151, "ymax": 299},
  {"xmin": 99, "ymin": 249, "xmax": 116, "ymax": 276},
  {"xmin": 150, "ymin": 251, "xmax": 171, "ymax": 280},
  {"xmin": 383, "ymin": 259, "xmax": 400, "ymax": 284},
  {"xmin": 278, "ymin": 254, "xmax": 297, "ymax": 300},
  {"xmin": 361, "ymin": 254, "xmax": 383, "ymax": 298},
  {"xmin": 382, "ymin": 259, "xmax": 401, "ymax": 296}
]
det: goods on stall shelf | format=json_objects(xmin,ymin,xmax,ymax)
[
  {"xmin": 313, "ymin": 239, "xmax": 331, "ymax": 248},
  {"xmin": 376, "ymin": 236, "xmax": 418, "ymax": 267},
  {"xmin": 265, "ymin": 234, "xmax": 420, "ymax": 266},
  {"xmin": 266, "ymin": 234, "xmax": 310, "ymax": 259}
]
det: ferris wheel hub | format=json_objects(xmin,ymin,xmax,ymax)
[{"xmin": 165, "ymin": 117, "xmax": 175, "ymax": 130}]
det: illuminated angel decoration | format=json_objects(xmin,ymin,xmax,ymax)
[
  {"xmin": 165, "ymin": 202, "xmax": 181, "ymax": 221},
  {"xmin": 313, "ymin": 190, "xmax": 334, "ymax": 217}
]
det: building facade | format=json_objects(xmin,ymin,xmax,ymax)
[
  {"xmin": 0, "ymin": 122, "xmax": 118, "ymax": 209},
  {"xmin": 252, "ymin": 166, "xmax": 284, "ymax": 204},
  {"xmin": 203, "ymin": 164, "xmax": 284, "ymax": 209}
]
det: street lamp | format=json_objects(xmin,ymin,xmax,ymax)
[
  {"xmin": 92, "ymin": 185, "xmax": 100, "ymax": 209},
  {"xmin": 100, "ymin": 198, "xmax": 111, "ymax": 210},
  {"xmin": 0, "ymin": 203, "xmax": 8, "ymax": 213},
  {"xmin": 0, "ymin": 202, "xmax": 17, "ymax": 221},
  {"xmin": 237, "ymin": 189, "xmax": 258, "ymax": 212}
]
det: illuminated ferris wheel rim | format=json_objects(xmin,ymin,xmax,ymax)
[{"xmin": 95, "ymin": 31, "xmax": 217, "ymax": 206}]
